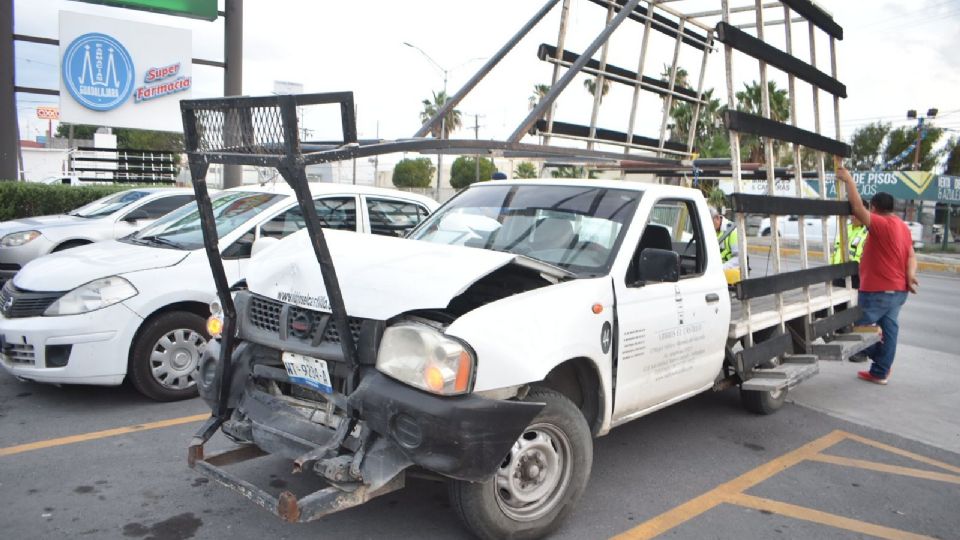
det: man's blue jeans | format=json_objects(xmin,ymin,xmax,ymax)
[{"xmin": 856, "ymin": 291, "xmax": 908, "ymax": 379}]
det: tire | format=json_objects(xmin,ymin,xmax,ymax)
[
  {"xmin": 740, "ymin": 386, "xmax": 787, "ymax": 415},
  {"xmin": 448, "ymin": 388, "xmax": 593, "ymax": 540},
  {"xmin": 129, "ymin": 311, "xmax": 208, "ymax": 402},
  {"xmin": 52, "ymin": 240, "xmax": 90, "ymax": 252}
]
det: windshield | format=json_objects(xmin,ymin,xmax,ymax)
[
  {"xmin": 69, "ymin": 190, "xmax": 151, "ymax": 218},
  {"xmin": 409, "ymin": 184, "xmax": 640, "ymax": 276},
  {"xmin": 124, "ymin": 191, "xmax": 285, "ymax": 250}
]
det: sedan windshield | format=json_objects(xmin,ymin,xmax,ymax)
[
  {"xmin": 124, "ymin": 191, "xmax": 284, "ymax": 250},
  {"xmin": 69, "ymin": 190, "xmax": 151, "ymax": 218},
  {"xmin": 409, "ymin": 184, "xmax": 641, "ymax": 276}
]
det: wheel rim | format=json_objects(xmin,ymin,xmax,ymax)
[
  {"xmin": 149, "ymin": 328, "xmax": 205, "ymax": 391},
  {"xmin": 494, "ymin": 422, "xmax": 573, "ymax": 522}
]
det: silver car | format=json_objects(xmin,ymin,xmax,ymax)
[{"xmin": 0, "ymin": 187, "xmax": 196, "ymax": 284}]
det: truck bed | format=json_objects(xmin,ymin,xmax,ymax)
[{"xmin": 729, "ymin": 285, "xmax": 857, "ymax": 339}]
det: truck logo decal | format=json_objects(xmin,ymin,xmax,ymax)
[
  {"xmin": 276, "ymin": 291, "xmax": 330, "ymax": 311},
  {"xmin": 601, "ymin": 321, "xmax": 612, "ymax": 354},
  {"xmin": 289, "ymin": 311, "xmax": 314, "ymax": 339}
]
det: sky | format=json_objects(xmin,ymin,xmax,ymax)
[{"xmin": 12, "ymin": 0, "xmax": 960, "ymax": 171}]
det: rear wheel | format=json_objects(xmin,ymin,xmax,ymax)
[
  {"xmin": 129, "ymin": 311, "xmax": 207, "ymax": 401},
  {"xmin": 448, "ymin": 388, "xmax": 592, "ymax": 540},
  {"xmin": 740, "ymin": 386, "xmax": 786, "ymax": 415}
]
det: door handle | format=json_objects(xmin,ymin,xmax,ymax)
[{"xmin": 705, "ymin": 293, "xmax": 720, "ymax": 303}]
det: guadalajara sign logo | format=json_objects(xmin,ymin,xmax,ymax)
[{"xmin": 62, "ymin": 32, "xmax": 191, "ymax": 112}]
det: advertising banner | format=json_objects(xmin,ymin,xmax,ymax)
[
  {"xmin": 808, "ymin": 171, "xmax": 960, "ymax": 204},
  {"xmin": 59, "ymin": 11, "xmax": 192, "ymax": 132},
  {"xmin": 70, "ymin": 0, "xmax": 218, "ymax": 21}
]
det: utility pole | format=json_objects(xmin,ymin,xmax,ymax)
[
  {"xmin": 0, "ymin": 0, "xmax": 17, "ymax": 180},
  {"xmin": 223, "ymin": 0, "xmax": 244, "ymax": 188},
  {"xmin": 906, "ymin": 108, "xmax": 937, "ymax": 225}
]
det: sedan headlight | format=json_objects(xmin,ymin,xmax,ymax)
[
  {"xmin": 1, "ymin": 230, "xmax": 41, "ymax": 247},
  {"xmin": 44, "ymin": 276, "xmax": 138, "ymax": 316},
  {"xmin": 376, "ymin": 321, "xmax": 475, "ymax": 396}
]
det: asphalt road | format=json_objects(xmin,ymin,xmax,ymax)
[{"xmin": 0, "ymin": 259, "xmax": 956, "ymax": 539}]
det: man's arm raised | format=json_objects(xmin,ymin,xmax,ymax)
[{"xmin": 837, "ymin": 165, "xmax": 871, "ymax": 228}]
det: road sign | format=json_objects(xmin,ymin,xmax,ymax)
[
  {"xmin": 69, "ymin": 0, "xmax": 218, "ymax": 21},
  {"xmin": 36, "ymin": 106, "xmax": 60, "ymax": 120}
]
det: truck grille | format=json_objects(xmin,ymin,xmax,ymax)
[
  {"xmin": 0, "ymin": 281, "xmax": 64, "ymax": 318},
  {"xmin": 1, "ymin": 343, "xmax": 35, "ymax": 366},
  {"xmin": 248, "ymin": 295, "xmax": 362, "ymax": 346}
]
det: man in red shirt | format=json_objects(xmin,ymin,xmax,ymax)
[{"xmin": 838, "ymin": 167, "xmax": 919, "ymax": 384}]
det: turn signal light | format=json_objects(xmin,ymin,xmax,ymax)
[{"xmin": 206, "ymin": 315, "xmax": 223, "ymax": 337}]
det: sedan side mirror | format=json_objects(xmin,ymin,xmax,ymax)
[
  {"xmin": 635, "ymin": 248, "xmax": 680, "ymax": 285},
  {"xmin": 122, "ymin": 209, "xmax": 150, "ymax": 223}
]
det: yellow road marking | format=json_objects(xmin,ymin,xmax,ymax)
[
  {"xmin": 810, "ymin": 454, "xmax": 960, "ymax": 485},
  {"xmin": 612, "ymin": 430, "xmax": 847, "ymax": 540},
  {"xmin": 843, "ymin": 432, "xmax": 960, "ymax": 475},
  {"xmin": 0, "ymin": 413, "xmax": 209, "ymax": 457},
  {"xmin": 727, "ymin": 493, "xmax": 936, "ymax": 540}
]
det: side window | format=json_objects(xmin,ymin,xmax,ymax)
[
  {"xmin": 134, "ymin": 195, "xmax": 196, "ymax": 219},
  {"xmin": 625, "ymin": 199, "xmax": 705, "ymax": 285},
  {"xmin": 366, "ymin": 198, "xmax": 429, "ymax": 237},
  {"xmin": 260, "ymin": 197, "xmax": 357, "ymax": 240},
  {"xmin": 223, "ymin": 228, "xmax": 255, "ymax": 259}
]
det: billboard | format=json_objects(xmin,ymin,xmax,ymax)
[
  {"xmin": 69, "ymin": 0, "xmax": 218, "ymax": 21},
  {"xmin": 810, "ymin": 172, "xmax": 960, "ymax": 204},
  {"xmin": 59, "ymin": 11, "xmax": 192, "ymax": 132}
]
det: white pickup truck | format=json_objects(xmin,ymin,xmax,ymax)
[{"xmin": 191, "ymin": 178, "xmax": 872, "ymax": 538}]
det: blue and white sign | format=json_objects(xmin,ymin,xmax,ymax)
[
  {"xmin": 62, "ymin": 33, "xmax": 135, "ymax": 111},
  {"xmin": 59, "ymin": 12, "xmax": 192, "ymax": 131}
]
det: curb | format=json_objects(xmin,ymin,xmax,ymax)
[{"xmin": 745, "ymin": 245, "xmax": 960, "ymax": 275}]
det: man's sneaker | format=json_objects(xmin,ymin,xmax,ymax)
[
  {"xmin": 857, "ymin": 371, "xmax": 888, "ymax": 385},
  {"xmin": 849, "ymin": 353, "xmax": 869, "ymax": 363}
]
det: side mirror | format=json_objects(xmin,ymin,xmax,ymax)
[
  {"xmin": 636, "ymin": 248, "xmax": 680, "ymax": 284},
  {"xmin": 122, "ymin": 209, "xmax": 150, "ymax": 223},
  {"xmin": 250, "ymin": 236, "xmax": 280, "ymax": 258}
]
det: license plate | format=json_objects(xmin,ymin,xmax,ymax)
[{"xmin": 282, "ymin": 352, "xmax": 333, "ymax": 394}]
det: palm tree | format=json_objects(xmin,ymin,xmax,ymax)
[
  {"xmin": 735, "ymin": 81, "xmax": 790, "ymax": 163},
  {"xmin": 529, "ymin": 84, "xmax": 551, "ymax": 110},
  {"xmin": 583, "ymin": 77, "xmax": 610, "ymax": 104},
  {"xmin": 514, "ymin": 161, "xmax": 539, "ymax": 179},
  {"xmin": 419, "ymin": 90, "xmax": 462, "ymax": 139},
  {"xmin": 659, "ymin": 64, "xmax": 690, "ymax": 94}
]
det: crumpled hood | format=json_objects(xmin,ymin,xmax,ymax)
[
  {"xmin": 248, "ymin": 229, "xmax": 547, "ymax": 320},
  {"xmin": 0, "ymin": 214, "xmax": 93, "ymax": 236},
  {"xmin": 13, "ymin": 240, "xmax": 188, "ymax": 292}
]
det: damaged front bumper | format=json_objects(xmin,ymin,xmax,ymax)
[{"xmin": 189, "ymin": 340, "xmax": 542, "ymax": 522}]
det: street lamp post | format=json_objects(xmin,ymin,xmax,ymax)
[
  {"xmin": 404, "ymin": 42, "xmax": 448, "ymax": 201},
  {"xmin": 906, "ymin": 108, "xmax": 937, "ymax": 228}
]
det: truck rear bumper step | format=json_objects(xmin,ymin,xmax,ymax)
[
  {"xmin": 812, "ymin": 331, "xmax": 881, "ymax": 361},
  {"xmin": 741, "ymin": 362, "xmax": 819, "ymax": 392},
  {"xmin": 187, "ymin": 443, "xmax": 404, "ymax": 523}
]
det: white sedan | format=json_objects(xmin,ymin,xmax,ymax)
[
  {"xmin": 0, "ymin": 183, "xmax": 437, "ymax": 401},
  {"xmin": 0, "ymin": 188, "xmax": 196, "ymax": 284}
]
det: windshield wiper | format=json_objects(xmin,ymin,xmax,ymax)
[{"xmin": 136, "ymin": 235, "xmax": 184, "ymax": 249}]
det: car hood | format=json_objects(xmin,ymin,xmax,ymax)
[
  {"xmin": 0, "ymin": 214, "xmax": 96, "ymax": 236},
  {"xmin": 13, "ymin": 240, "xmax": 189, "ymax": 292},
  {"xmin": 247, "ymin": 229, "xmax": 570, "ymax": 320}
]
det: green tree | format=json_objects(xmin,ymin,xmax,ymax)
[
  {"xmin": 550, "ymin": 165, "xmax": 586, "ymax": 178},
  {"xmin": 392, "ymin": 158, "xmax": 435, "ymax": 188},
  {"xmin": 54, "ymin": 123, "xmax": 98, "ymax": 140},
  {"xmin": 667, "ymin": 89, "xmax": 728, "ymax": 158},
  {"xmin": 450, "ymin": 156, "xmax": 496, "ymax": 189},
  {"xmin": 883, "ymin": 125, "xmax": 945, "ymax": 171},
  {"xmin": 735, "ymin": 81, "xmax": 790, "ymax": 163},
  {"xmin": 658, "ymin": 64, "xmax": 690, "ymax": 98},
  {"xmin": 945, "ymin": 138, "xmax": 960, "ymax": 175},
  {"xmin": 583, "ymin": 77, "xmax": 610, "ymax": 104},
  {"xmin": 419, "ymin": 90, "xmax": 462, "ymax": 139},
  {"xmin": 514, "ymin": 161, "xmax": 539, "ymax": 179},
  {"xmin": 849, "ymin": 122, "xmax": 892, "ymax": 170},
  {"xmin": 528, "ymin": 84, "xmax": 551, "ymax": 110}
]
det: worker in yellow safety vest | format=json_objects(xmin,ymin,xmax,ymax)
[
  {"xmin": 711, "ymin": 207, "xmax": 740, "ymax": 283},
  {"xmin": 831, "ymin": 215, "xmax": 868, "ymax": 289}
]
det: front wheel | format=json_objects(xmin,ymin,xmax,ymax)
[
  {"xmin": 129, "ymin": 311, "xmax": 208, "ymax": 402},
  {"xmin": 740, "ymin": 386, "xmax": 787, "ymax": 415},
  {"xmin": 448, "ymin": 388, "xmax": 593, "ymax": 540}
]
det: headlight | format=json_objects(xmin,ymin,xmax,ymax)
[
  {"xmin": 1, "ymin": 230, "xmax": 41, "ymax": 247},
  {"xmin": 376, "ymin": 321, "xmax": 475, "ymax": 396},
  {"xmin": 43, "ymin": 276, "xmax": 138, "ymax": 316}
]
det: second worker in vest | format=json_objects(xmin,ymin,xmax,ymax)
[
  {"xmin": 711, "ymin": 207, "xmax": 740, "ymax": 283},
  {"xmin": 831, "ymin": 215, "xmax": 868, "ymax": 289}
]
